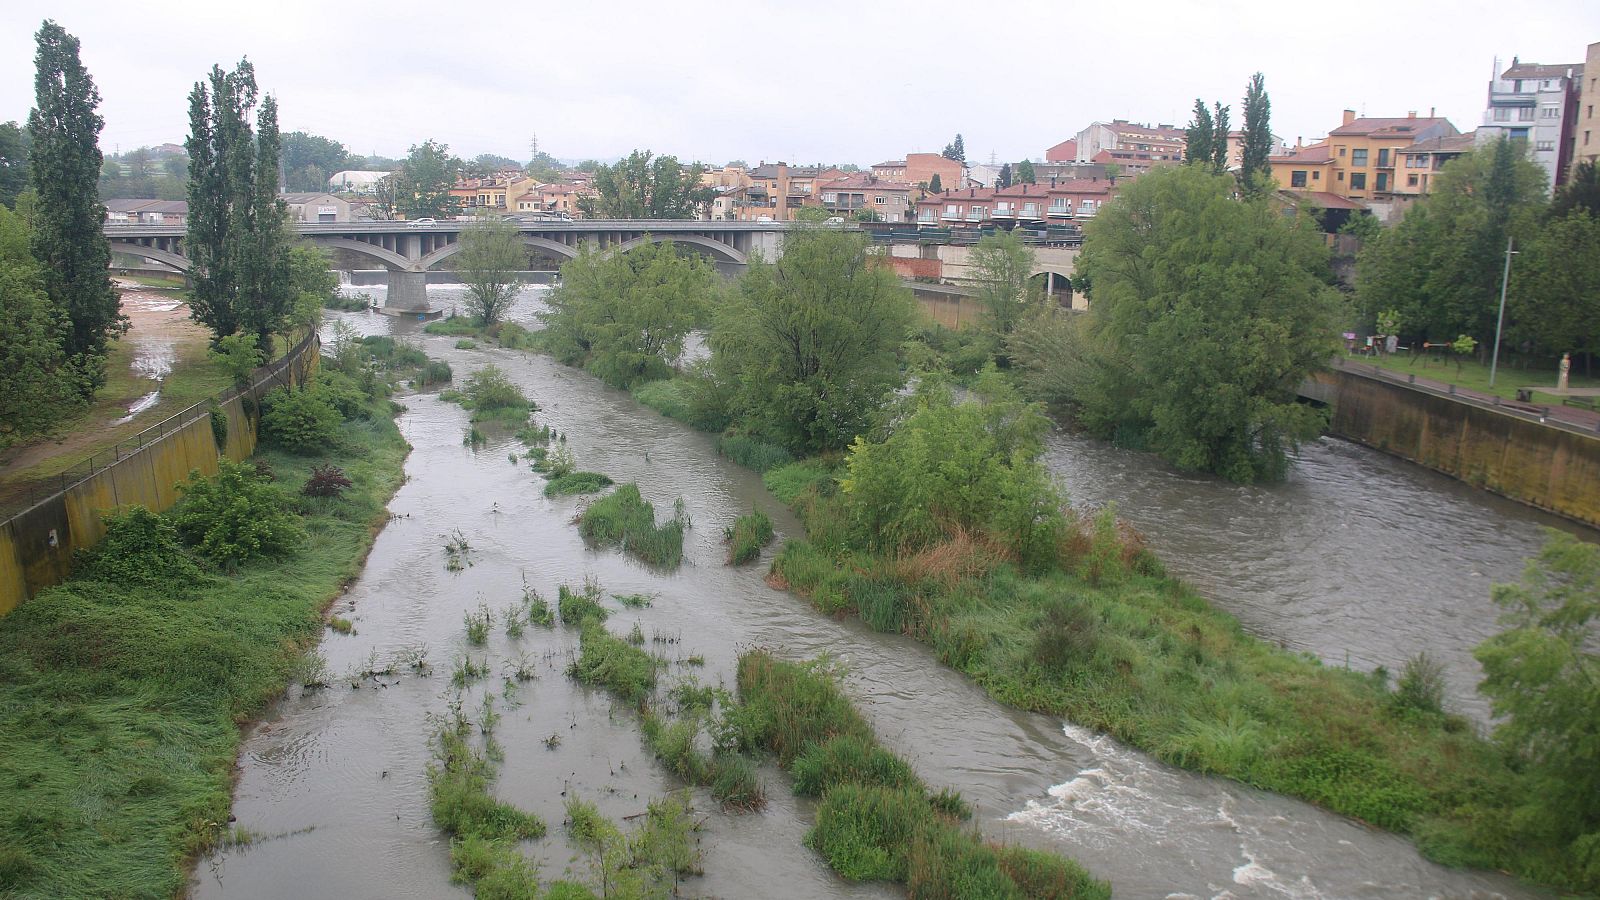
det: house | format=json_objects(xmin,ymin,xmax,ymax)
[
  {"xmin": 737, "ymin": 163, "xmax": 847, "ymax": 220},
  {"xmin": 816, "ymin": 173, "xmax": 913, "ymax": 222},
  {"xmin": 534, "ymin": 182, "xmax": 595, "ymax": 217},
  {"xmin": 281, "ymin": 192, "xmax": 352, "ymax": 223},
  {"xmin": 1071, "ymin": 120, "xmax": 1186, "ymax": 163},
  {"xmin": 870, "ymin": 152, "xmax": 966, "ymax": 191},
  {"xmin": 1269, "ymin": 141, "xmax": 1337, "ymax": 192},
  {"xmin": 913, "ymin": 178, "xmax": 1112, "ymax": 226},
  {"xmin": 1479, "ymin": 56, "xmax": 1585, "ymax": 187},
  {"xmin": 1577, "ymin": 41, "xmax": 1600, "ymax": 173},
  {"xmin": 103, "ymin": 199, "xmax": 188, "ymax": 225},
  {"xmin": 1324, "ymin": 110, "xmax": 1458, "ymax": 201},
  {"xmin": 1393, "ymin": 132, "xmax": 1478, "ymax": 197},
  {"xmin": 1044, "ymin": 139, "xmax": 1077, "ymax": 163}
]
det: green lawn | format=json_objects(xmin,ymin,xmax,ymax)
[{"xmin": 1346, "ymin": 351, "xmax": 1600, "ymax": 404}]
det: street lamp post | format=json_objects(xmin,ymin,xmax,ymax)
[{"xmin": 1488, "ymin": 235, "xmax": 1517, "ymax": 389}]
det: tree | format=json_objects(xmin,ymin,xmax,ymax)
[
  {"xmin": 0, "ymin": 203, "xmax": 80, "ymax": 445},
  {"xmin": 539, "ymin": 239, "xmax": 715, "ymax": 388},
  {"xmin": 1240, "ymin": 73, "xmax": 1274, "ymax": 192},
  {"xmin": 1509, "ymin": 210, "xmax": 1600, "ymax": 360},
  {"xmin": 1016, "ymin": 159, "xmax": 1036, "ymax": 185},
  {"xmin": 395, "ymin": 139, "xmax": 459, "ymax": 220},
  {"xmin": 1211, "ymin": 103, "xmax": 1231, "ymax": 175},
  {"xmin": 456, "ymin": 217, "xmax": 525, "ymax": 327},
  {"xmin": 287, "ymin": 241, "xmax": 336, "ymax": 335},
  {"xmin": 998, "ymin": 162, "xmax": 1013, "ymax": 189},
  {"xmin": 1551, "ymin": 160, "xmax": 1600, "ymax": 220},
  {"xmin": 970, "ymin": 230, "xmax": 1039, "ymax": 349},
  {"xmin": 281, "ymin": 131, "xmax": 350, "ymax": 193},
  {"xmin": 711, "ymin": 228, "xmax": 914, "ymax": 454},
  {"xmin": 942, "ymin": 134, "xmax": 966, "ymax": 164},
  {"xmin": 576, "ymin": 150, "xmax": 714, "ymax": 219},
  {"xmin": 466, "ymin": 152, "xmax": 521, "ymax": 176},
  {"xmin": 1356, "ymin": 139, "xmax": 1546, "ymax": 344},
  {"xmin": 27, "ymin": 20, "xmax": 122, "ymax": 393},
  {"xmin": 1475, "ymin": 531, "xmax": 1600, "ymax": 880},
  {"xmin": 185, "ymin": 60, "xmax": 293, "ymax": 347},
  {"xmin": 1065, "ymin": 165, "xmax": 1342, "ymax": 482},
  {"xmin": 0, "ymin": 122, "xmax": 32, "ymax": 207},
  {"xmin": 927, "ymin": 173, "xmax": 944, "ymax": 194},
  {"xmin": 1185, "ymin": 99, "xmax": 1215, "ymax": 169},
  {"xmin": 367, "ymin": 174, "xmax": 398, "ymax": 220}
]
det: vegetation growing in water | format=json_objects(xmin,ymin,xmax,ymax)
[
  {"xmin": 724, "ymin": 510, "xmax": 774, "ymax": 565},
  {"xmin": 577, "ymin": 483, "xmax": 688, "ymax": 568},
  {"xmin": 543, "ymin": 470, "xmax": 613, "ymax": 497}
]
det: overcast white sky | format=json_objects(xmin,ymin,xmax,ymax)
[{"xmin": 2, "ymin": 0, "xmax": 1597, "ymax": 167}]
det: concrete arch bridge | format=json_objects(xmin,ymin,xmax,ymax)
[{"xmin": 103, "ymin": 220, "xmax": 791, "ymax": 311}]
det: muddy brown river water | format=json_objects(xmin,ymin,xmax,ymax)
[{"xmin": 191, "ymin": 285, "xmax": 1567, "ymax": 898}]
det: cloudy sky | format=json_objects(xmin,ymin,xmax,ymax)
[{"xmin": 2, "ymin": 0, "xmax": 1596, "ymax": 167}]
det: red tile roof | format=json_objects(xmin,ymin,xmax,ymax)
[{"xmin": 1329, "ymin": 116, "xmax": 1452, "ymax": 137}]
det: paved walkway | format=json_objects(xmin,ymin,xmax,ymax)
[{"xmin": 1333, "ymin": 358, "xmax": 1600, "ymax": 436}]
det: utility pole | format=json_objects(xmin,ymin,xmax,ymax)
[{"xmin": 1489, "ymin": 235, "xmax": 1517, "ymax": 388}]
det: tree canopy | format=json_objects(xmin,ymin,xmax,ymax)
[
  {"xmin": 1056, "ymin": 165, "xmax": 1341, "ymax": 482},
  {"xmin": 1240, "ymin": 72, "xmax": 1274, "ymax": 191},
  {"xmin": 576, "ymin": 150, "xmax": 713, "ymax": 219},
  {"xmin": 28, "ymin": 20, "xmax": 122, "ymax": 392},
  {"xmin": 969, "ymin": 229, "xmax": 1040, "ymax": 351},
  {"xmin": 0, "ymin": 121, "xmax": 30, "ymax": 207},
  {"xmin": 1016, "ymin": 159, "xmax": 1036, "ymax": 185},
  {"xmin": 395, "ymin": 139, "xmax": 460, "ymax": 220},
  {"xmin": 942, "ymin": 134, "xmax": 966, "ymax": 164},
  {"xmin": 0, "ymin": 203, "xmax": 81, "ymax": 445},
  {"xmin": 539, "ymin": 239, "xmax": 715, "ymax": 389},
  {"xmin": 455, "ymin": 217, "xmax": 526, "ymax": 327},
  {"xmin": 281, "ymin": 131, "xmax": 350, "ymax": 192},
  {"xmin": 710, "ymin": 228, "xmax": 914, "ymax": 454}
]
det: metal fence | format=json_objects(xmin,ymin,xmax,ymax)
[{"xmin": 0, "ymin": 332, "xmax": 317, "ymax": 527}]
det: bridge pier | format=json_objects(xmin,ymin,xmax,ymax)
[{"xmin": 384, "ymin": 271, "xmax": 432, "ymax": 314}]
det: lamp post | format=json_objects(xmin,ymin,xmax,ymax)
[{"xmin": 1488, "ymin": 235, "xmax": 1517, "ymax": 388}]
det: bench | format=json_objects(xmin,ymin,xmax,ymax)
[{"xmin": 1563, "ymin": 396, "xmax": 1597, "ymax": 411}]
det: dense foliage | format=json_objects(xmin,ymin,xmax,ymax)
[
  {"xmin": 394, "ymin": 139, "xmax": 460, "ymax": 220},
  {"xmin": 709, "ymin": 227, "xmax": 914, "ymax": 454},
  {"xmin": 28, "ymin": 20, "xmax": 122, "ymax": 393},
  {"xmin": 0, "ymin": 205, "xmax": 80, "ymax": 446},
  {"xmin": 185, "ymin": 60, "xmax": 292, "ymax": 346},
  {"xmin": 259, "ymin": 380, "xmax": 343, "ymax": 455},
  {"xmin": 576, "ymin": 149, "xmax": 714, "ymax": 219},
  {"xmin": 455, "ymin": 217, "xmax": 525, "ymax": 326},
  {"xmin": 1047, "ymin": 165, "xmax": 1340, "ymax": 481},
  {"xmin": 969, "ymin": 229, "xmax": 1041, "ymax": 351},
  {"xmin": 540, "ymin": 240, "xmax": 715, "ymax": 388}
]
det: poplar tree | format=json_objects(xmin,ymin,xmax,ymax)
[
  {"xmin": 27, "ymin": 20, "xmax": 122, "ymax": 393},
  {"xmin": 1185, "ymin": 99, "xmax": 1215, "ymax": 168},
  {"xmin": 1211, "ymin": 102, "xmax": 1231, "ymax": 174},
  {"xmin": 998, "ymin": 163, "xmax": 1013, "ymax": 189},
  {"xmin": 1241, "ymin": 72, "xmax": 1274, "ymax": 192},
  {"xmin": 185, "ymin": 60, "xmax": 292, "ymax": 347}
]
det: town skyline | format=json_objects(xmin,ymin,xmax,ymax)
[{"xmin": 2, "ymin": 0, "xmax": 1597, "ymax": 166}]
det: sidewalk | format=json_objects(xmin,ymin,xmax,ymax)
[{"xmin": 1331, "ymin": 357, "xmax": 1600, "ymax": 436}]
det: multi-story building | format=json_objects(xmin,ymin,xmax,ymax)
[
  {"xmin": 1326, "ymin": 110, "xmax": 1457, "ymax": 201},
  {"xmin": 1393, "ymin": 132, "xmax": 1477, "ymax": 197},
  {"xmin": 1578, "ymin": 41, "xmax": 1600, "ymax": 172},
  {"xmin": 1478, "ymin": 57, "xmax": 1584, "ymax": 187},
  {"xmin": 449, "ymin": 173, "xmax": 543, "ymax": 214},
  {"xmin": 870, "ymin": 153, "xmax": 965, "ymax": 190},
  {"xmin": 913, "ymin": 178, "xmax": 1112, "ymax": 226},
  {"xmin": 1269, "ymin": 142, "xmax": 1337, "ymax": 193},
  {"xmin": 1069, "ymin": 120, "xmax": 1186, "ymax": 163},
  {"xmin": 817, "ymin": 173, "xmax": 913, "ymax": 222},
  {"xmin": 1043, "ymin": 139, "xmax": 1077, "ymax": 162}
]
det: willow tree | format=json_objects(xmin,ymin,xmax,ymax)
[
  {"xmin": 27, "ymin": 20, "xmax": 121, "ymax": 393},
  {"xmin": 185, "ymin": 60, "xmax": 292, "ymax": 348},
  {"xmin": 456, "ymin": 217, "xmax": 525, "ymax": 327}
]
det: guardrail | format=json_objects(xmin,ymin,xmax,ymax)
[
  {"xmin": 1329, "ymin": 356, "xmax": 1600, "ymax": 438},
  {"xmin": 0, "ymin": 332, "xmax": 316, "ymax": 528}
]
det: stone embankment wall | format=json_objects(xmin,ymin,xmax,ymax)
[
  {"xmin": 1314, "ymin": 367, "xmax": 1600, "ymax": 527},
  {"xmin": 0, "ymin": 334, "xmax": 320, "ymax": 616}
]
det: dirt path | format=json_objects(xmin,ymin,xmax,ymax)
[{"xmin": 0, "ymin": 281, "xmax": 222, "ymax": 515}]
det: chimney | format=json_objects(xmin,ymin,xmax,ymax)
[
  {"xmin": 1407, "ymin": 110, "xmax": 1417, "ymax": 119},
  {"xmin": 1342, "ymin": 109, "xmax": 1357, "ymax": 126},
  {"xmin": 1430, "ymin": 107, "xmax": 1436, "ymax": 118}
]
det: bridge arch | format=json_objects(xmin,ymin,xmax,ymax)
[
  {"xmin": 307, "ymin": 236, "xmax": 412, "ymax": 271},
  {"xmin": 415, "ymin": 234, "xmax": 580, "ymax": 271},
  {"xmin": 108, "ymin": 242, "xmax": 191, "ymax": 272},
  {"xmin": 610, "ymin": 234, "xmax": 747, "ymax": 264}
]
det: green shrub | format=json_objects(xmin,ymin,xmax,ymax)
[
  {"xmin": 806, "ymin": 784, "xmax": 932, "ymax": 882},
  {"xmin": 791, "ymin": 734, "xmax": 922, "ymax": 797},
  {"xmin": 568, "ymin": 622, "xmax": 657, "ymax": 703},
  {"xmin": 1391, "ymin": 652, "xmax": 1447, "ymax": 716},
  {"xmin": 544, "ymin": 471, "xmax": 613, "ymax": 497},
  {"xmin": 74, "ymin": 506, "xmax": 203, "ymax": 587},
  {"xmin": 578, "ymin": 484, "xmax": 686, "ymax": 569},
  {"xmin": 455, "ymin": 339, "xmax": 477, "ymax": 350},
  {"xmin": 557, "ymin": 581, "xmax": 608, "ymax": 627},
  {"xmin": 492, "ymin": 321, "xmax": 536, "ymax": 349},
  {"xmin": 709, "ymin": 754, "xmax": 766, "ymax": 811},
  {"xmin": 171, "ymin": 461, "xmax": 305, "ymax": 568},
  {"xmin": 417, "ymin": 359, "xmax": 453, "ymax": 387},
  {"xmin": 209, "ymin": 404, "xmax": 228, "ymax": 450},
  {"xmin": 460, "ymin": 365, "xmax": 529, "ymax": 411},
  {"xmin": 259, "ymin": 384, "xmax": 342, "ymax": 455},
  {"xmin": 718, "ymin": 433, "xmax": 793, "ymax": 473},
  {"xmin": 424, "ymin": 315, "xmax": 481, "ymax": 336},
  {"xmin": 763, "ymin": 460, "xmax": 836, "ymax": 507},
  {"xmin": 724, "ymin": 510, "xmax": 774, "ymax": 564}
]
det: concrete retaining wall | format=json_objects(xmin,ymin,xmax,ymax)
[
  {"xmin": 0, "ymin": 334, "xmax": 319, "ymax": 616},
  {"xmin": 1317, "ymin": 368, "xmax": 1600, "ymax": 527}
]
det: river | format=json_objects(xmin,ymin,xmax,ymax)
[{"xmin": 192, "ymin": 284, "xmax": 1555, "ymax": 898}]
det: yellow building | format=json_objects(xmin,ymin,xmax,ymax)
[
  {"xmin": 1269, "ymin": 141, "xmax": 1336, "ymax": 193},
  {"xmin": 1323, "ymin": 110, "xmax": 1457, "ymax": 201}
]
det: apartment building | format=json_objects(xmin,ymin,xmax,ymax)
[
  {"xmin": 1478, "ymin": 57, "xmax": 1584, "ymax": 187},
  {"xmin": 1069, "ymin": 120, "xmax": 1186, "ymax": 163},
  {"xmin": 913, "ymin": 178, "xmax": 1112, "ymax": 226},
  {"xmin": 817, "ymin": 173, "xmax": 913, "ymax": 222},
  {"xmin": 1393, "ymin": 132, "xmax": 1477, "ymax": 197},
  {"xmin": 870, "ymin": 152, "xmax": 966, "ymax": 190},
  {"xmin": 1571, "ymin": 41, "xmax": 1600, "ymax": 173},
  {"xmin": 1327, "ymin": 111, "xmax": 1456, "ymax": 200}
]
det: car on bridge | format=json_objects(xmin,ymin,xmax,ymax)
[{"xmin": 408, "ymin": 218, "xmax": 437, "ymax": 227}]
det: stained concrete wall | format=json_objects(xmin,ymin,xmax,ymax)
[
  {"xmin": 0, "ymin": 335, "xmax": 319, "ymax": 616},
  {"xmin": 1318, "ymin": 368, "xmax": 1600, "ymax": 527}
]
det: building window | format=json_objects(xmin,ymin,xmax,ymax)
[
  {"xmin": 1337, "ymin": 171, "xmax": 1345, "ymax": 182},
  {"xmin": 1290, "ymin": 170, "xmax": 1308, "ymax": 187},
  {"xmin": 1376, "ymin": 172, "xmax": 1388, "ymax": 192},
  {"xmin": 1518, "ymin": 107, "xmax": 1535, "ymax": 121},
  {"xmin": 873, "ymin": 196, "xmax": 885, "ymax": 204},
  {"xmin": 1338, "ymin": 147, "xmax": 1347, "ymax": 156},
  {"xmin": 1542, "ymin": 106, "xmax": 1560, "ymax": 118},
  {"xmin": 1351, "ymin": 148, "xmax": 1368, "ymax": 166},
  {"xmin": 1313, "ymin": 170, "xmax": 1321, "ymax": 181},
  {"xmin": 1536, "ymin": 140, "xmax": 1555, "ymax": 151},
  {"xmin": 1377, "ymin": 148, "xmax": 1390, "ymax": 167},
  {"xmin": 1494, "ymin": 108, "xmax": 1511, "ymax": 121},
  {"xmin": 1408, "ymin": 174, "xmax": 1419, "ymax": 187},
  {"xmin": 1350, "ymin": 172, "xmax": 1367, "ymax": 190}
]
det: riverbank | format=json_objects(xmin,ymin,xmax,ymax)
[{"xmin": 0, "ymin": 381, "xmax": 407, "ymax": 898}]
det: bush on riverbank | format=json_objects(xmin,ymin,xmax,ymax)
[
  {"xmin": 578, "ymin": 484, "xmax": 687, "ymax": 569},
  {"xmin": 0, "ymin": 364, "xmax": 407, "ymax": 897},
  {"xmin": 735, "ymin": 650, "xmax": 1109, "ymax": 898},
  {"xmin": 724, "ymin": 510, "xmax": 774, "ymax": 565}
]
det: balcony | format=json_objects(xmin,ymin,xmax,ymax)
[
  {"xmin": 992, "ymin": 207, "xmax": 1016, "ymax": 218},
  {"xmin": 1047, "ymin": 206, "xmax": 1072, "ymax": 218}
]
